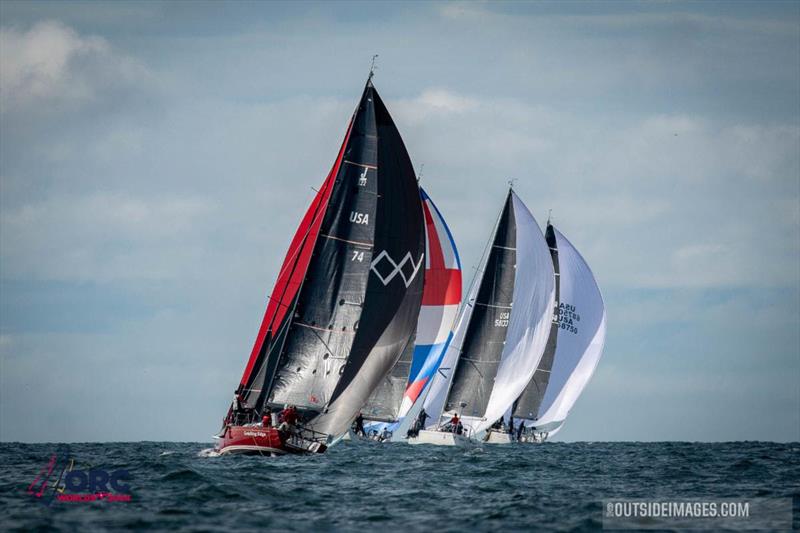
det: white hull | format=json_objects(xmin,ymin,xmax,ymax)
[
  {"xmin": 484, "ymin": 429, "xmax": 513, "ymax": 444},
  {"xmin": 408, "ymin": 429, "xmax": 469, "ymax": 447}
]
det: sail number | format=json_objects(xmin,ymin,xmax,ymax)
[
  {"xmin": 559, "ymin": 303, "xmax": 580, "ymax": 334},
  {"xmin": 349, "ymin": 211, "xmax": 369, "ymax": 225},
  {"xmin": 494, "ymin": 311, "xmax": 510, "ymax": 327},
  {"xmin": 351, "ymin": 251, "xmax": 365, "ymax": 262}
]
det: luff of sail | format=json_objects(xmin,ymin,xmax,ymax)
[
  {"xmin": 229, "ymin": 80, "xmax": 425, "ymax": 440},
  {"xmin": 361, "ymin": 187, "xmax": 462, "ymax": 424},
  {"xmin": 527, "ymin": 227, "xmax": 606, "ymax": 428}
]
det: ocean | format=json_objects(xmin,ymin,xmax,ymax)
[{"xmin": 1, "ymin": 441, "xmax": 797, "ymax": 531}]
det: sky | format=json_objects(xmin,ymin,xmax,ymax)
[{"xmin": 0, "ymin": 1, "xmax": 798, "ymax": 443}]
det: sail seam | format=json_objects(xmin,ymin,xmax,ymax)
[
  {"xmin": 295, "ymin": 322, "xmax": 355, "ymax": 334},
  {"xmin": 320, "ymin": 234, "xmax": 373, "ymax": 247},
  {"xmin": 474, "ymin": 302, "xmax": 512, "ymax": 309},
  {"xmin": 344, "ymin": 160, "xmax": 377, "ymax": 170}
]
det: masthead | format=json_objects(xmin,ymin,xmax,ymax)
[{"xmin": 368, "ymin": 54, "xmax": 379, "ymax": 83}]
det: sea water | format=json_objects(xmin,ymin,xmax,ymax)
[{"xmin": 1, "ymin": 441, "xmax": 797, "ymax": 531}]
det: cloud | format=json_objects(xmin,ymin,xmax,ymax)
[
  {"xmin": 0, "ymin": 20, "xmax": 152, "ymax": 113},
  {"xmin": 387, "ymin": 87, "xmax": 799, "ymax": 290}
]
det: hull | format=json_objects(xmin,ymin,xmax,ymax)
[
  {"xmin": 484, "ymin": 429, "xmax": 513, "ymax": 444},
  {"xmin": 215, "ymin": 425, "xmax": 327, "ymax": 456},
  {"xmin": 408, "ymin": 429, "xmax": 469, "ymax": 447}
]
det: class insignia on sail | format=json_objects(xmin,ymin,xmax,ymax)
[{"xmin": 214, "ymin": 76, "xmax": 426, "ymax": 456}]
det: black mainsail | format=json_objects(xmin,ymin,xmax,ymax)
[
  {"xmin": 233, "ymin": 78, "xmax": 425, "ymax": 439},
  {"xmin": 445, "ymin": 191, "xmax": 517, "ymax": 419}
]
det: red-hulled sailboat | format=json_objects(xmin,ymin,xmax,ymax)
[{"xmin": 215, "ymin": 70, "xmax": 426, "ymax": 456}]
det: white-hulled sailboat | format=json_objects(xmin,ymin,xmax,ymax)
[{"xmin": 409, "ymin": 188, "xmax": 555, "ymax": 446}]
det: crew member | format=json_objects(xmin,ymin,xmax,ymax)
[
  {"xmin": 449, "ymin": 413, "xmax": 461, "ymax": 434},
  {"xmin": 354, "ymin": 412, "xmax": 366, "ymax": 437},
  {"xmin": 279, "ymin": 404, "xmax": 299, "ymax": 433}
]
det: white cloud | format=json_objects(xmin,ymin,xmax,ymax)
[
  {"xmin": 0, "ymin": 20, "xmax": 151, "ymax": 113},
  {"xmin": 389, "ymin": 88, "xmax": 799, "ymax": 290}
]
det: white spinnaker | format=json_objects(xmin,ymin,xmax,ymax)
[
  {"xmin": 474, "ymin": 192, "xmax": 555, "ymax": 435},
  {"xmin": 534, "ymin": 228, "xmax": 606, "ymax": 426}
]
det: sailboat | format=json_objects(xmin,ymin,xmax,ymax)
[
  {"xmin": 409, "ymin": 189, "xmax": 555, "ymax": 446},
  {"xmin": 215, "ymin": 74, "xmax": 426, "ymax": 456},
  {"xmin": 359, "ymin": 188, "xmax": 462, "ymax": 441},
  {"xmin": 512, "ymin": 223, "xmax": 607, "ymax": 443}
]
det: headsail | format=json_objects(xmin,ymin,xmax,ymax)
[
  {"xmin": 361, "ymin": 187, "xmax": 462, "ymax": 424},
  {"xmin": 527, "ymin": 227, "xmax": 606, "ymax": 427},
  {"xmin": 230, "ymin": 80, "xmax": 425, "ymax": 439}
]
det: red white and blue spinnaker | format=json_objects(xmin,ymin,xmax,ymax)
[{"xmin": 395, "ymin": 188, "xmax": 462, "ymax": 423}]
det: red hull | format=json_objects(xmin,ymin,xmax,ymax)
[{"xmin": 216, "ymin": 425, "xmax": 327, "ymax": 456}]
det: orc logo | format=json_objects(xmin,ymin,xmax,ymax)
[
  {"xmin": 27, "ymin": 449, "xmax": 132, "ymax": 506},
  {"xmin": 370, "ymin": 251, "xmax": 424, "ymax": 288}
]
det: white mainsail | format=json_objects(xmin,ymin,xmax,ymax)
[
  {"xmin": 533, "ymin": 228, "xmax": 606, "ymax": 427},
  {"xmin": 473, "ymin": 192, "xmax": 555, "ymax": 434}
]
